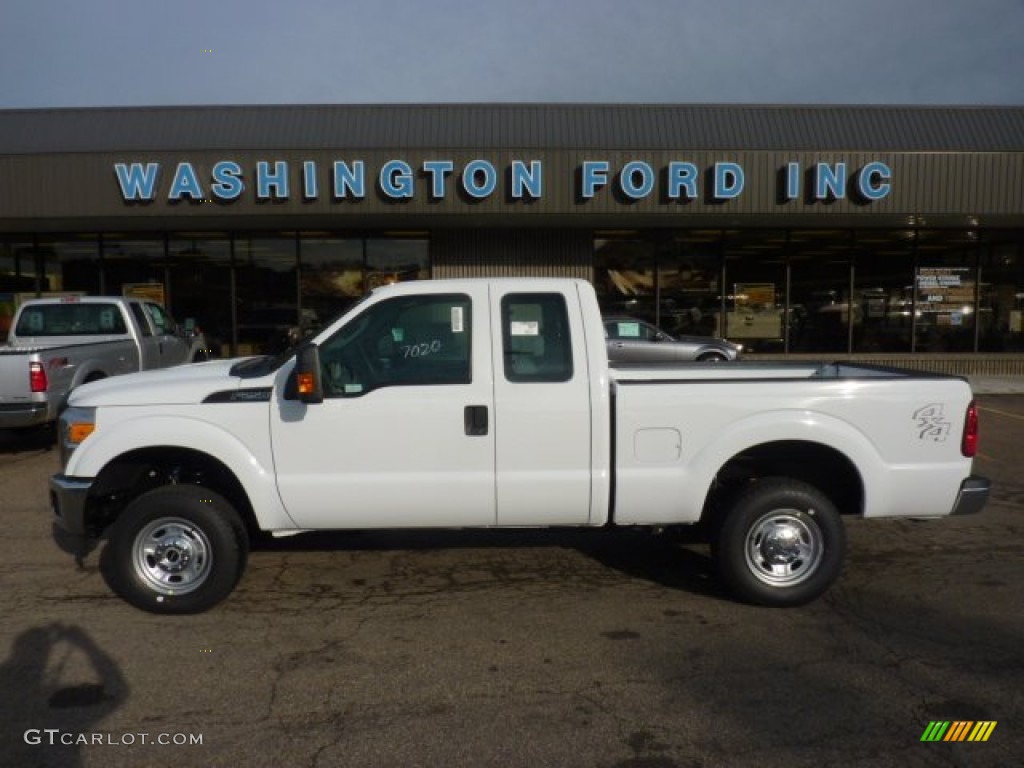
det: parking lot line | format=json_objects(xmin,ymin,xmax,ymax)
[{"xmin": 978, "ymin": 405, "xmax": 1024, "ymax": 422}]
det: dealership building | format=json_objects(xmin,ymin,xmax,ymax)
[{"xmin": 1, "ymin": 103, "xmax": 1023, "ymax": 370}]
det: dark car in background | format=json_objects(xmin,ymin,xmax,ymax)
[{"xmin": 603, "ymin": 315, "xmax": 742, "ymax": 363}]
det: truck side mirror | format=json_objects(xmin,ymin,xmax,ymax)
[{"xmin": 293, "ymin": 342, "xmax": 324, "ymax": 404}]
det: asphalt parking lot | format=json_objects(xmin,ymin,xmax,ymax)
[{"xmin": 1, "ymin": 396, "xmax": 1021, "ymax": 768}]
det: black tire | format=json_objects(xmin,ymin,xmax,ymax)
[
  {"xmin": 714, "ymin": 477, "xmax": 845, "ymax": 607},
  {"xmin": 697, "ymin": 352, "xmax": 727, "ymax": 362},
  {"xmin": 103, "ymin": 485, "xmax": 248, "ymax": 614}
]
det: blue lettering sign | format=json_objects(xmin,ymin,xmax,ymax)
[
  {"xmin": 785, "ymin": 162, "xmax": 801, "ymax": 200},
  {"xmin": 857, "ymin": 161, "xmax": 891, "ymax": 201},
  {"xmin": 302, "ymin": 161, "xmax": 318, "ymax": 199},
  {"xmin": 169, "ymin": 162, "xmax": 203, "ymax": 200},
  {"xmin": 256, "ymin": 161, "xmax": 289, "ymax": 200},
  {"xmin": 667, "ymin": 162, "xmax": 698, "ymax": 200},
  {"xmin": 462, "ymin": 160, "xmax": 497, "ymax": 199},
  {"xmin": 333, "ymin": 161, "xmax": 365, "ymax": 198},
  {"xmin": 511, "ymin": 160, "xmax": 542, "ymax": 199},
  {"xmin": 815, "ymin": 163, "xmax": 846, "ymax": 200},
  {"xmin": 380, "ymin": 160, "xmax": 414, "ymax": 199},
  {"xmin": 114, "ymin": 162, "xmax": 160, "ymax": 201},
  {"xmin": 581, "ymin": 161, "xmax": 609, "ymax": 199},
  {"xmin": 423, "ymin": 160, "xmax": 454, "ymax": 199},
  {"xmin": 211, "ymin": 161, "xmax": 244, "ymax": 200},
  {"xmin": 713, "ymin": 162, "xmax": 744, "ymax": 200},
  {"xmin": 620, "ymin": 161, "xmax": 655, "ymax": 200}
]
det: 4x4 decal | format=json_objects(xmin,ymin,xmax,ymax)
[{"xmin": 913, "ymin": 403, "xmax": 951, "ymax": 442}]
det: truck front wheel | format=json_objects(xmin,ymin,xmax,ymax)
[
  {"xmin": 103, "ymin": 485, "xmax": 248, "ymax": 614},
  {"xmin": 714, "ymin": 478, "xmax": 845, "ymax": 607}
]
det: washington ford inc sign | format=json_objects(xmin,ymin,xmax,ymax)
[{"xmin": 114, "ymin": 158, "xmax": 893, "ymax": 205}]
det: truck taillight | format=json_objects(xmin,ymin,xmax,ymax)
[
  {"xmin": 962, "ymin": 400, "xmax": 979, "ymax": 457},
  {"xmin": 29, "ymin": 362, "xmax": 48, "ymax": 393}
]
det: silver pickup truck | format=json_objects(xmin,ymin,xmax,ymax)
[{"xmin": 0, "ymin": 296, "xmax": 197, "ymax": 430}]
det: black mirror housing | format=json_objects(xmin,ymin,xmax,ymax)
[{"xmin": 293, "ymin": 342, "xmax": 324, "ymax": 404}]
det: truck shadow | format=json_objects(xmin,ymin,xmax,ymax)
[
  {"xmin": 0, "ymin": 425, "xmax": 56, "ymax": 454},
  {"xmin": 251, "ymin": 526, "xmax": 729, "ymax": 601}
]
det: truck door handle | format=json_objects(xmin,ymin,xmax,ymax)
[{"xmin": 464, "ymin": 405, "xmax": 488, "ymax": 436}]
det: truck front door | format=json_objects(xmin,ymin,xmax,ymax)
[
  {"xmin": 271, "ymin": 287, "xmax": 497, "ymax": 529},
  {"xmin": 128, "ymin": 302, "xmax": 161, "ymax": 371},
  {"xmin": 142, "ymin": 303, "xmax": 190, "ymax": 366}
]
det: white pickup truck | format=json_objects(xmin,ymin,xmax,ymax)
[
  {"xmin": 49, "ymin": 278, "xmax": 990, "ymax": 614},
  {"xmin": 1, "ymin": 296, "xmax": 196, "ymax": 430}
]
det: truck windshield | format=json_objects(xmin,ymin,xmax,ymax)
[{"xmin": 15, "ymin": 304, "xmax": 127, "ymax": 336}]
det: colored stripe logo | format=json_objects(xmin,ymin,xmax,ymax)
[{"xmin": 921, "ymin": 721, "xmax": 997, "ymax": 742}]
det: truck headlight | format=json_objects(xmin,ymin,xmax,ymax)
[{"xmin": 59, "ymin": 406, "xmax": 96, "ymax": 467}]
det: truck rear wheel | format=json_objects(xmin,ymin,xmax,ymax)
[
  {"xmin": 104, "ymin": 485, "xmax": 248, "ymax": 614},
  {"xmin": 714, "ymin": 478, "xmax": 845, "ymax": 607}
]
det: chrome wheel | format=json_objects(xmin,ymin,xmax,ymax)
[
  {"xmin": 132, "ymin": 516, "xmax": 212, "ymax": 595},
  {"xmin": 744, "ymin": 510, "xmax": 823, "ymax": 587}
]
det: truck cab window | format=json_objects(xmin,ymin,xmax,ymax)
[
  {"xmin": 144, "ymin": 302, "xmax": 175, "ymax": 334},
  {"xmin": 317, "ymin": 293, "xmax": 472, "ymax": 397},
  {"xmin": 501, "ymin": 293, "xmax": 573, "ymax": 382}
]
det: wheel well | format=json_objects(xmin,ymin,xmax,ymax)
[
  {"xmin": 706, "ymin": 440, "xmax": 864, "ymax": 521},
  {"xmin": 85, "ymin": 446, "xmax": 258, "ymax": 539}
]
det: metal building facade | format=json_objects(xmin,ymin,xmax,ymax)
[{"xmin": 1, "ymin": 104, "xmax": 1023, "ymax": 367}]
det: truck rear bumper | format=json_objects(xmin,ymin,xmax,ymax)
[
  {"xmin": 0, "ymin": 402, "xmax": 50, "ymax": 429},
  {"xmin": 950, "ymin": 475, "xmax": 991, "ymax": 516},
  {"xmin": 50, "ymin": 473, "xmax": 94, "ymax": 539}
]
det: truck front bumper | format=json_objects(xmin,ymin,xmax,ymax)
[
  {"xmin": 50, "ymin": 473, "xmax": 94, "ymax": 545},
  {"xmin": 950, "ymin": 475, "xmax": 991, "ymax": 516}
]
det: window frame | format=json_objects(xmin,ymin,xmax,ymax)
[{"xmin": 500, "ymin": 292, "xmax": 574, "ymax": 384}]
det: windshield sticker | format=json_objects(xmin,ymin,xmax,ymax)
[
  {"xmin": 510, "ymin": 320, "xmax": 539, "ymax": 336},
  {"xmin": 451, "ymin": 306, "xmax": 464, "ymax": 333},
  {"xmin": 618, "ymin": 322, "xmax": 641, "ymax": 338}
]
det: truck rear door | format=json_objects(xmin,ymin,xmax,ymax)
[
  {"xmin": 490, "ymin": 287, "xmax": 594, "ymax": 525},
  {"xmin": 271, "ymin": 285, "xmax": 497, "ymax": 529}
]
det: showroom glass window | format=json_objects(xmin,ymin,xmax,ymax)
[
  {"xmin": 979, "ymin": 234, "xmax": 1024, "ymax": 352},
  {"xmin": 0, "ymin": 240, "xmax": 37, "ymax": 336},
  {"xmin": 0, "ymin": 240, "xmax": 37, "ymax": 293},
  {"xmin": 234, "ymin": 235, "xmax": 299, "ymax": 356},
  {"xmin": 168, "ymin": 234, "xmax": 232, "ymax": 357},
  {"xmin": 36, "ymin": 235, "xmax": 101, "ymax": 296},
  {"xmin": 914, "ymin": 230, "xmax": 982, "ymax": 353},
  {"xmin": 721, "ymin": 229, "xmax": 787, "ymax": 352},
  {"xmin": 593, "ymin": 236, "xmax": 658, "ymax": 324},
  {"xmin": 655, "ymin": 232, "xmax": 723, "ymax": 339},
  {"xmin": 102, "ymin": 236, "xmax": 167, "ymax": 298},
  {"xmin": 365, "ymin": 236, "xmax": 429, "ymax": 290},
  {"xmin": 788, "ymin": 230, "xmax": 852, "ymax": 354},
  {"xmin": 299, "ymin": 236, "xmax": 364, "ymax": 329},
  {"xmin": 851, "ymin": 230, "xmax": 915, "ymax": 354}
]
